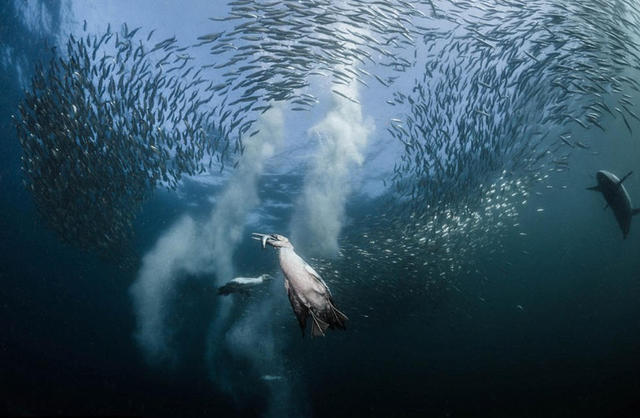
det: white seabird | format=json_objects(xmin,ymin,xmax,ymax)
[
  {"xmin": 218, "ymin": 274, "xmax": 274, "ymax": 296},
  {"xmin": 251, "ymin": 233, "xmax": 348, "ymax": 337}
]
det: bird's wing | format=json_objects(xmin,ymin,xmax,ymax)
[
  {"xmin": 218, "ymin": 282, "xmax": 241, "ymax": 295},
  {"xmin": 217, "ymin": 284, "xmax": 232, "ymax": 295},
  {"xmin": 303, "ymin": 262, "xmax": 321, "ymax": 280},
  {"xmin": 303, "ymin": 262, "xmax": 331, "ymax": 295},
  {"xmin": 284, "ymin": 279, "xmax": 309, "ymax": 335}
]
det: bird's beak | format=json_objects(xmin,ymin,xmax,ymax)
[{"xmin": 252, "ymin": 233, "xmax": 271, "ymax": 249}]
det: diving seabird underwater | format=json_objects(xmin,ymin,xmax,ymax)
[
  {"xmin": 252, "ymin": 233, "xmax": 348, "ymax": 337},
  {"xmin": 217, "ymin": 274, "xmax": 274, "ymax": 296},
  {"xmin": 587, "ymin": 170, "xmax": 640, "ymax": 239}
]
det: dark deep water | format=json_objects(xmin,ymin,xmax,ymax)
[
  {"xmin": 3, "ymin": 182, "xmax": 640, "ymax": 417},
  {"xmin": 2, "ymin": 1, "xmax": 640, "ymax": 417}
]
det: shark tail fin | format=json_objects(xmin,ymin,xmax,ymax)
[
  {"xmin": 632, "ymin": 208, "xmax": 640, "ymax": 217},
  {"xmin": 586, "ymin": 185, "xmax": 600, "ymax": 191},
  {"xmin": 618, "ymin": 171, "xmax": 633, "ymax": 186}
]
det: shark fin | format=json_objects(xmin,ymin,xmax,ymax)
[
  {"xmin": 618, "ymin": 171, "xmax": 633, "ymax": 186},
  {"xmin": 632, "ymin": 208, "xmax": 640, "ymax": 217},
  {"xmin": 603, "ymin": 203, "xmax": 609, "ymax": 211},
  {"xmin": 586, "ymin": 185, "xmax": 600, "ymax": 191}
]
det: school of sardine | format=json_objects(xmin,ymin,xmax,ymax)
[
  {"xmin": 390, "ymin": 0, "xmax": 640, "ymax": 213},
  {"xmin": 13, "ymin": 0, "xmax": 640, "ymax": 266},
  {"xmin": 15, "ymin": 24, "xmax": 222, "ymax": 252},
  {"xmin": 309, "ymin": 170, "xmax": 544, "ymax": 315}
]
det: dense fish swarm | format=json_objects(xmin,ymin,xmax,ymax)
[
  {"xmin": 196, "ymin": 0, "xmax": 433, "ymax": 144},
  {"xmin": 14, "ymin": 0, "xmax": 640, "ymax": 260},
  {"xmin": 391, "ymin": 0, "xmax": 640, "ymax": 213},
  {"xmin": 312, "ymin": 171, "xmax": 541, "ymax": 306},
  {"xmin": 15, "ymin": 24, "xmax": 220, "ymax": 252}
]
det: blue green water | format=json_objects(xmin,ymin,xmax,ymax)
[{"xmin": 2, "ymin": 1, "xmax": 640, "ymax": 417}]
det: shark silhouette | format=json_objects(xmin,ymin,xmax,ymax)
[{"xmin": 587, "ymin": 170, "xmax": 640, "ymax": 239}]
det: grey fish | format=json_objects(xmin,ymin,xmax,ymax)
[{"xmin": 587, "ymin": 170, "xmax": 640, "ymax": 239}]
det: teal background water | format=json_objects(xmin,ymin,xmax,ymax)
[{"xmin": 1, "ymin": 1, "xmax": 640, "ymax": 416}]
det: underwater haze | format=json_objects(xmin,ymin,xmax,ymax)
[{"xmin": 2, "ymin": 0, "xmax": 640, "ymax": 416}]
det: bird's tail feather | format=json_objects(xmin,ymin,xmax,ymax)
[
  {"xmin": 308, "ymin": 304, "xmax": 348, "ymax": 336},
  {"xmin": 310, "ymin": 311, "xmax": 329, "ymax": 337},
  {"xmin": 328, "ymin": 303, "xmax": 348, "ymax": 330}
]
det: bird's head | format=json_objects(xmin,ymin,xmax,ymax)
[{"xmin": 252, "ymin": 233, "xmax": 293, "ymax": 249}]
